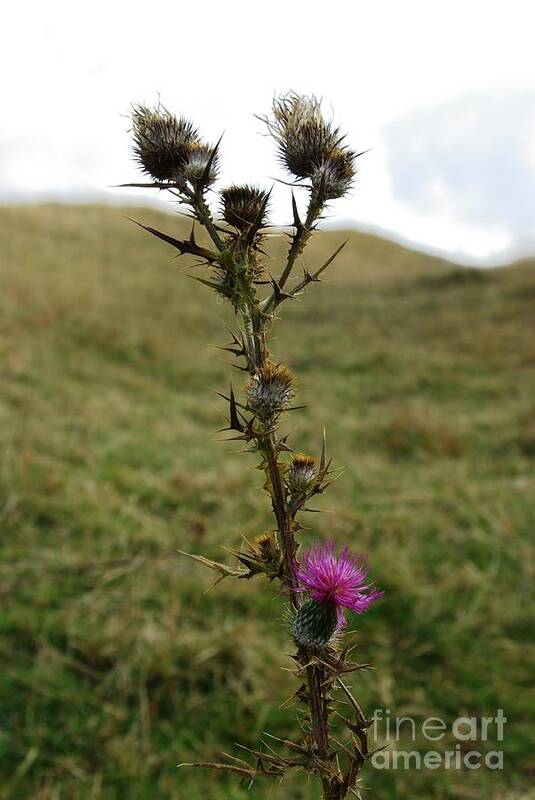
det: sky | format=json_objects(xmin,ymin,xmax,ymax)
[{"xmin": 2, "ymin": 0, "xmax": 535, "ymax": 264}]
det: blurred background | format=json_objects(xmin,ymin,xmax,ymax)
[{"xmin": 1, "ymin": 1, "xmax": 534, "ymax": 798}]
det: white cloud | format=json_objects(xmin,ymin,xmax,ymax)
[
  {"xmin": 385, "ymin": 92, "xmax": 535, "ymax": 229},
  {"xmin": 382, "ymin": 91, "xmax": 535, "ymax": 260}
]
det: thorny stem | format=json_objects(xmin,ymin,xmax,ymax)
[
  {"xmin": 189, "ymin": 189, "xmax": 225, "ymax": 252},
  {"xmin": 307, "ymin": 662, "xmax": 330, "ymax": 757},
  {"xmin": 306, "ymin": 659, "xmax": 345, "ymax": 800},
  {"xmin": 239, "ymin": 285, "xmax": 299, "ymax": 599},
  {"xmin": 263, "ymin": 197, "xmax": 323, "ymax": 315},
  {"xmin": 264, "ymin": 433, "xmax": 299, "ymax": 600},
  {"xmin": 241, "ymin": 268, "xmax": 340, "ymax": 798},
  {"xmin": 279, "ymin": 199, "xmax": 322, "ymax": 289}
]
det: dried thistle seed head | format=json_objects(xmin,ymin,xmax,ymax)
[
  {"xmin": 311, "ymin": 147, "xmax": 357, "ymax": 200},
  {"xmin": 286, "ymin": 453, "xmax": 316, "ymax": 499},
  {"xmin": 220, "ymin": 185, "xmax": 270, "ymax": 231},
  {"xmin": 246, "ymin": 362, "xmax": 294, "ymax": 421},
  {"xmin": 184, "ymin": 142, "xmax": 219, "ymax": 187},
  {"xmin": 232, "ymin": 532, "xmax": 281, "ymax": 578},
  {"xmin": 131, "ymin": 103, "xmax": 199, "ymax": 181},
  {"xmin": 264, "ymin": 93, "xmax": 341, "ymax": 180},
  {"xmin": 255, "ymin": 532, "xmax": 280, "ymax": 562}
]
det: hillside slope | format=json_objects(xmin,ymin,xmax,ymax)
[{"xmin": 1, "ymin": 204, "xmax": 534, "ymax": 800}]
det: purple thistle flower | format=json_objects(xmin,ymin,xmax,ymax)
[{"xmin": 296, "ymin": 541, "xmax": 383, "ymax": 628}]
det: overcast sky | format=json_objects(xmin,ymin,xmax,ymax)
[{"xmin": 2, "ymin": 0, "xmax": 534, "ymax": 264}]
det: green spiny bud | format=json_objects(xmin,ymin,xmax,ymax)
[{"xmin": 291, "ymin": 598, "xmax": 338, "ymax": 648}]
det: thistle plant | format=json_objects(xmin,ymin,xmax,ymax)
[{"xmin": 121, "ymin": 93, "xmax": 383, "ymax": 800}]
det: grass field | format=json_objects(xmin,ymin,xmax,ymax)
[{"xmin": 1, "ymin": 203, "xmax": 534, "ymax": 799}]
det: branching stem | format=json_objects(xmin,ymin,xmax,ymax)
[
  {"xmin": 279, "ymin": 199, "xmax": 322, "ymax": 289},
  {"xmin": 263, "ymin": 197, "xmax": 323, "ymax": 314},
  {"xmin": 189, "ymin": 188, "xmax": 225, "ymax": 251}
]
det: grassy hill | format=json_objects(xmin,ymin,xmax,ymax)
[{"xmin": 1, "ymin": 204, "xmax": 534, "ymax": 800}]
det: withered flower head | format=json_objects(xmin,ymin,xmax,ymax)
[
  {"xmin": 255, "ymin": 532, "xmax": 279, "ymax": 561},
  {"xmin": 311, "ymin": 147, "xmax": 357, "ymax": 200},
  {"xmin": 131, "ymin": 103, "xmax": 199, "ymax": 181},
  {"xmin": 286, "ymin": 453, "xmax": 316, "ymax": 499},
  {"xmin": 184, "ymin": 142, "xmax": 219, "ymax": 187},
  {"xmin": 220, "ymin": 185, "xmax": 270, "ymax": 231},
  {"xmin": 264, "ymin": 93, "xmax": 341, "ymax": 180},
  {"xmin": 233, "ymin": 532, "xmax": 281, "ymax": 579},
  {"xmin": 246, "ymin": 361, "xmax": 294, "ymax": 422}
]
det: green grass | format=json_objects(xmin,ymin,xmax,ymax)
[{"xmin": 1, "ymin": 204, "xmax": 534, "ymax": 799}]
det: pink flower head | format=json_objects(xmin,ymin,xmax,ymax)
[{"xmin": 296, "ymin": 541, "xmax": 383, "ymax": 628}]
